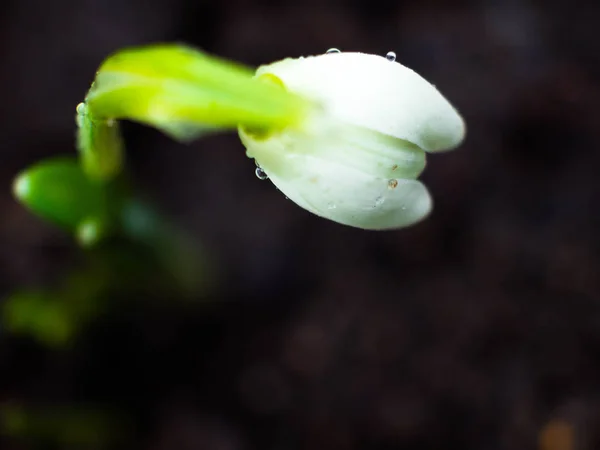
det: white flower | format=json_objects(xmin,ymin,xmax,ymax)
[{"xmin": 238, "ymin": 51, "xmax": 465, "ymax": 230}]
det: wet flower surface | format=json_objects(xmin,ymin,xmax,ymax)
[{"xmin": 239, "ymin": 51, "xmax": 465, "ymax": 229}]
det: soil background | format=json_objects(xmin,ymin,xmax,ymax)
[{"xmin": 1, "ymin": 0, "xmax": 600, "ymax": 449}]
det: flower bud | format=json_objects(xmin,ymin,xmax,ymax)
[{"xmin": 239, "ymin": 51, "xmax": 465, "ymax": 230}]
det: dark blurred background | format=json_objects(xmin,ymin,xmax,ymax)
[{"xmin": 1, "ymin": 0, "xmax": 600, "ymax": 449}]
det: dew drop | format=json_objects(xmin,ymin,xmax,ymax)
[
  {"xmin": 255, "ymin": 166, "xmax": 268, "ymax": 180},
  {"xmin": 327, "ymin": 202, "xmax": 337, "ymax": 210},
  {"xmin": 375, "ymin": 196, "xmax": 385, "ymax": 207},
  {"xmin": 388, "ymin": 179, "xmax": 398, "ymax": 189},
  {"xmin": 76, "ymin": 102, "xmax": 86, "ymax": 114},
  {"xmin": 385, "ymin": 51, "xmax": 396, "ymax": 62},
  {"xmin": 326, "ymin": 48, "xmax": 341, "ymax": 54}
]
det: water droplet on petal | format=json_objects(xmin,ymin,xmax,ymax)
[
  {"xmin": 385, "ymin": 51, "xmax": 396, "ymax": 62},
  {"xmin": 388, "ymin": 179, "xmax": 398, "ymax": 189},
  {"xmin": 375, "ymin": 196, "xmax": 385, "ymax": 207},
  {"xmin": 327, "ymin": 203, "xmax": 337, "ymax": 210},
  {"xmin": 76, "ymin": 102, "xmax": 86, "ymax": 114},
  {"xmin": 326, "ymin": 48, "xmax": 341, "ymax": 54},
  {"xmin": 255, "ymin": 166, "xmax": 268, "ymax": 180}
]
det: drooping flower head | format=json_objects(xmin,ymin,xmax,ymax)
[{"xmin": 239, "ymin": 49, "xmax": 465, "ymax": 230}]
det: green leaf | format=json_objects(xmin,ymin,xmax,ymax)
[{"xmin": 12, "ymin": 157, "xmax": 113, "ymax": 237}]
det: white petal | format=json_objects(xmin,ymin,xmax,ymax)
[
  {"xmin": 240, "ymin": 123, "xmax": 432, "ymax": 230},
  {"xmin": 267, "ymin": 154, "xmax": 432, "ymax": 230},
  {"xmin": 256, "ymin": 52, "xmax": 465, "ymax": 152}
]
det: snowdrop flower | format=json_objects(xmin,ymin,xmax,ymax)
[
  {"xmin": 239, "ymin": 50, "xmax": 465, "ymax": 230},
  {"xmin": 71, "ymin": 44, "xmax": 464, "ymax": 231}
]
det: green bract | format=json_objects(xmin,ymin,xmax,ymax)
[{"xmin": 78, "ymin": 44, "xmax": 313, "ymax": 180}]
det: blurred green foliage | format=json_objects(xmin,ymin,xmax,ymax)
[
  {"xmin": 5, "ymin": 44, "xmax": 303, "ymax": 346},
  {"xmin": 6, "ymin": 141, "xmax": 215, "ymax": 348},
  {"xmin": 5, "ymin": 176, "xmax": 213, "ymax": 346},
  {"xmin": 1, "ymin": 43, "xmax": 307, "ymax": 447},
  {"xmin": 1, "ymin": 403, "xmax": 125, "ymax": 448},
  {"xmin": 12, "ymin": 157, "xmax": 123, "ymax": 246}
]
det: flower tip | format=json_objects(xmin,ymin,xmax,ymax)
[
  {"xmin": 440, "ymin": 109, "xmax": 467, "ymax": 152},
  {"xmin": 418, "ymin": 95, "xmax": 466, "ymax": 153}
]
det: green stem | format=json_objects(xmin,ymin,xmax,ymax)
[{"xmin": 76, "ymin": 44, "xmax": 311, "ymax": 181}]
